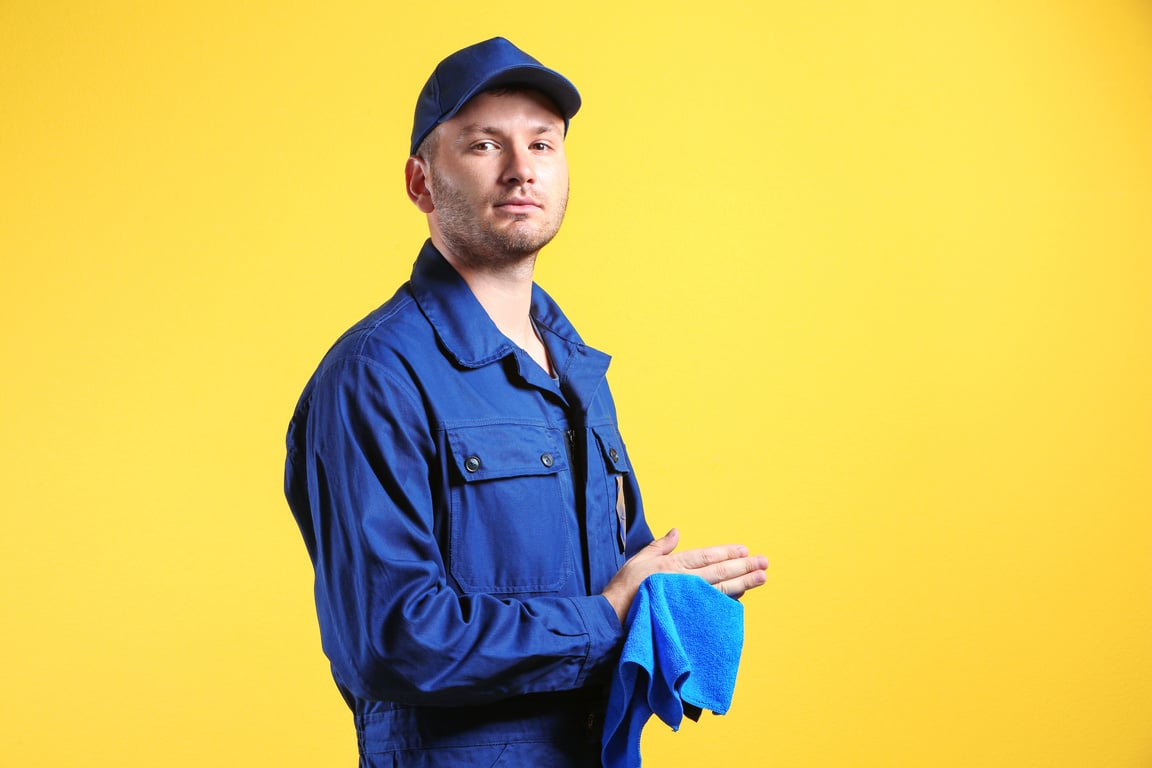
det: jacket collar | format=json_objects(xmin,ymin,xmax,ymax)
[
  {"xmin": 409, "ymin": 240, "xmax": 515, "ymax": 368},
  {"xmin": 408, "ymin": 241, "xmax": 612, "ymax": 408},
  {"xmin": 408, "ymin": 240, "xmax": 593, "ymax": 363}
]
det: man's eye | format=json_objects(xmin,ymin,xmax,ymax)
[
  {"xmin": 530, "ymin": 142, "xmax": 552, "ymax": 151},
  {"xmin": 473, "ymin": 141, "xmax": 498, "ymax": 151}
]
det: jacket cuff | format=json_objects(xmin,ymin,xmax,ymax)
[{"xmin": 571, "ymin": 595, "xmax": 626, "ymax": 686}]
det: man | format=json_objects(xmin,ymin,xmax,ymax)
[{"xmin": 284, "ymin": 37, "xmax": 768, "ymax": 767}]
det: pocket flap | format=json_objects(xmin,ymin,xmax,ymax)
[
  {"xmin": 591, "ymin": 425, "xmax": 631, "ymax": 474},
  {"xmin": 446, "ymin": 424, "xmax": 569, "ymax": 482}
]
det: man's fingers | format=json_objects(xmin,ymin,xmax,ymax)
[
  {"xmin": 692, "ymin": 553, "xmax": 769, "ymax": 586},
  {"xmin": 714, "ymin": 566, "xmax": 769, "ymax": 599},
  {"xmin": 673, "ymin": 543, "xmax": 750, "ymax": 570}
]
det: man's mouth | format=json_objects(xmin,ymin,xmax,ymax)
[{"xmin": 495, "ymin": 197, "xmax": 541, "ymax": 214}]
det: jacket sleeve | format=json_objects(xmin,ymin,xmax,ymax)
[{"xmin": 289, "ymin": 355, "xmax": 625, "ymax": 706}]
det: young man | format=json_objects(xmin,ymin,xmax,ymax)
[{"xmin": 285, "ymin": 37, "xmax": 768, "ymax": 767}]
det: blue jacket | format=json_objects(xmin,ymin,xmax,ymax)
[{"xmin": 285, "ymin": 242, "xmax": 653, "ymax": 766}]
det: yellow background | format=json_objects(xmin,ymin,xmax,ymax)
[{"xmin": 3, "ymin": 2, "xmax": 1150, "ymax": 765}]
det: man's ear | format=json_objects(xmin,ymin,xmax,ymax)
[{"xmin": 405, "ymin": 156, "xmax": 435, "ymax": 214}]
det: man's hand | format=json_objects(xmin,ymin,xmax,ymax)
[{"xmin": 601, "ymin": 528, "xmax": 769, "ymax": 624}]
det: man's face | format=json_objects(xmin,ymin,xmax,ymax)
[{"xmin": 422, "ymin": 90, "xmax": 569, "ymax": 268}]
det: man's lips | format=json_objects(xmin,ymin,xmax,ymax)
[{"xmin": 495, "ymin": 197, "xmax": 542, "ymax": 214}]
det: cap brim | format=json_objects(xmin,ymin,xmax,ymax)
[{"xmin": 440, "ymin": 64, "xmax": 582, "ymax": 127}]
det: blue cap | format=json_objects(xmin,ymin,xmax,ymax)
[{"xmin": 410, "ymin": 37, "xmax": 582, "ymax": 156}]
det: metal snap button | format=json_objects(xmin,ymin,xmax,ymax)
[
  {"xmin": 541, "ymin": 453, "xmax": 554, "ymax": 468},
  {"xmin": 464, "ymin": 456, "xmax": 481, "ymax": 473},
  {"xmin": 609, "ymin": 448, "xmax": 620, "ymax": 462}
]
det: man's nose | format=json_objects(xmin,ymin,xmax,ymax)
[{"xmin": 501, "ymin": 145, "xmax": 536, "ymax": 185}]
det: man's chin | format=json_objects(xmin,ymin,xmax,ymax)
[{"xmin": 492, "ymin": 223, "xmax": 561, "ymax": 256}]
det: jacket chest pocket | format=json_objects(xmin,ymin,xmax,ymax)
[{"xmin": 445, "ymin": 424, "xmax": 573, "ymax": 595}]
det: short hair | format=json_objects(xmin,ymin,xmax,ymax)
[{"xmin": 414, "ymin": 128, "xmax": 439, "ymax": 162}]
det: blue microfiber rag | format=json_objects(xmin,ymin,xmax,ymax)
[{"xmin": 601, "ymin": 572, "xmax": 745, "ymax": 768}]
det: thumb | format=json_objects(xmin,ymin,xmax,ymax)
[{"xmin": 646, "ymin": 527, "xmax": 679, "ymax": 556}]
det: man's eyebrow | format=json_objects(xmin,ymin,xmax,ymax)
[{"xmin": 459, "ymin": 123, "xmax": 497, "ymax": 136}]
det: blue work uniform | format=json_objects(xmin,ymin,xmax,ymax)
[{"xmin": 285, "ymin": 241, "xmax": 654, "ymax": 766}]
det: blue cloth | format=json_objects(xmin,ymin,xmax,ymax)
[
  {"xmin": 284, "ymin": 241, "xmax": 654, "ymax": 766},
  {"xmin": 602, "ymin": 573, "xmax": 744, "ymax": 768}
]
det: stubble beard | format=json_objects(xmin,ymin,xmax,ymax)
[{"xmin": 429, "ymin": 166, "xmax": 569, "ymax": 273}]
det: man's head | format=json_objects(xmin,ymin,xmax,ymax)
[{"xmin": 405, "ymin": 39, "xmax": 581, "ymax": 270}]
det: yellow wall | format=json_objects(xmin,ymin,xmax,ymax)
[{"xmin": 3, "ymin": 2, "xmax": 1150, "ymax": 765}]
